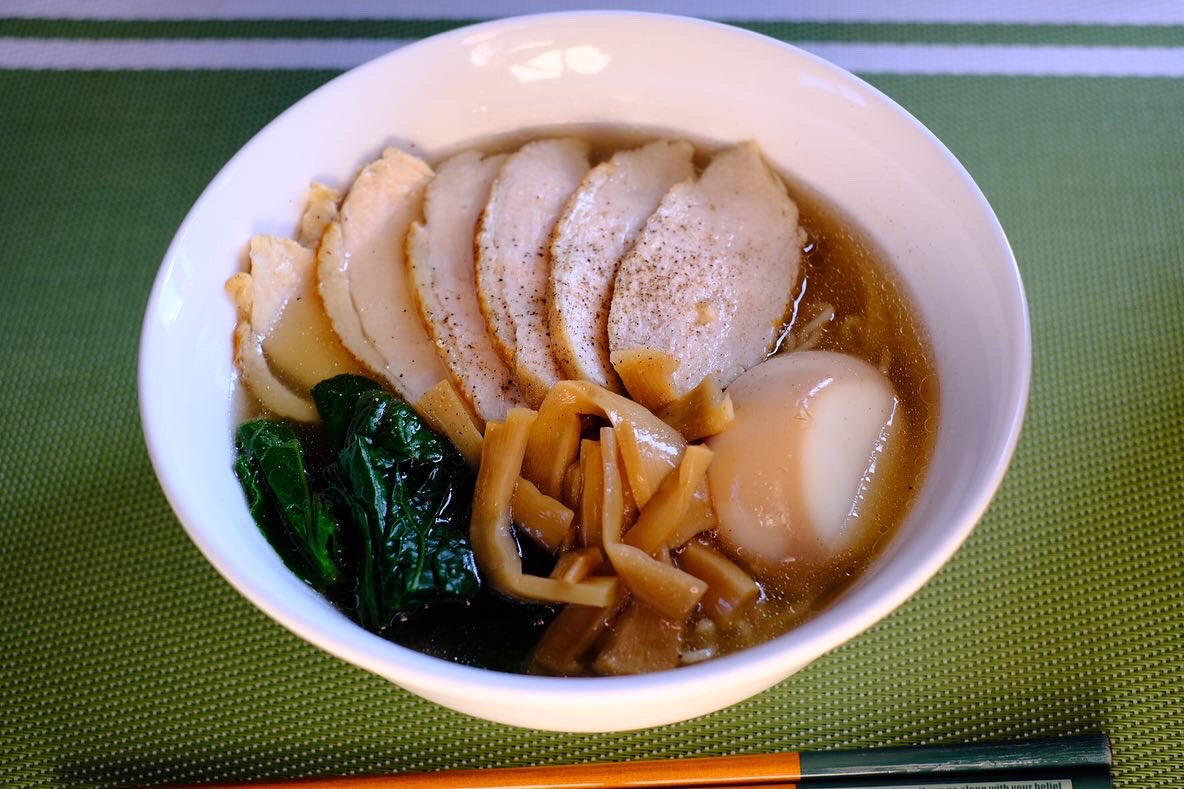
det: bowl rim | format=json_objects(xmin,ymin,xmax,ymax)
[{"xmin": 138, "ymin": 9, "xmax": 1031, "ymax": 728}]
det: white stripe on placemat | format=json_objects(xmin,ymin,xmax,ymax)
[
  {"xmin": 0, "ymin": 38, "xmax": 403, "ymax": 70},
  {"xmin": 6, "ymin": 0, "xmax": 1184, "ymax": 25},
  {"xmin": 807, "ymin": 42, "xmax": 1184, "ymax": 75},
  {"xmin": 3, "ymin": 38, "xmax": 1184, "ymax": 76}
]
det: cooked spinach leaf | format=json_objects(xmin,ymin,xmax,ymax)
[
  {"xmin": 310, "ymin": 373, "xmax": 384, "ymax": 453},
  {"xmin": 233, "ymin": 420, "xmax": 345, "ymax": 593},
  {"xmin": 234, "ymin": 376, "xmax": 482, "ymax": 636},
  {"xmin": 319, "ymin": 381, "xmax": 480, "ymax": 630}
]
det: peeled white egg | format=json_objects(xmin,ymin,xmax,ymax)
[{"xmin": 705, "ymin": 350, "xmax": 898, "ymax": 572}]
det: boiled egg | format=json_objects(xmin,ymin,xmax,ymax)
[{"xmin": 705, "ymin": 351, "xmax": 898, "ymax": 573}]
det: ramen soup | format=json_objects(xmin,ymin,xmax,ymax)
[{"xmin": 226, "ymin": 129, "xmax": 938, "ymax": 676}]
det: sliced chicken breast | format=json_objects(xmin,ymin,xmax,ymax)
[
  {"xmin": 227, "ymin": 228, "xmax": 362, "ymax": 421},
  {"xmin": 475, "ymin": 138, "xmax": 590, "ymax": 407},
  {"xmin": 549, "ymin": 139, "xmax": 695, "ymax": 392},
  {"xmin": 407, "ymin": 150, "xmax": 523, "ymax": 425},
  {"xmin": 316, "ymin": 222, "xmax": 388, "ymax": 378},
  {"xmin": 319, "ymin": 147, "xmax": 446, "ymax": 404},
  {"xmin": 297, "ymin": 182, "xmax": 340, "ymax": 247},
  {"xmin": 227, "ymin": 235, "xmax": 320, "ymax": 421},
  {"xmin": 250, "ymin": 236, "xmax": 362, "ymax": 392},
  {"xmin": 607, "ymin": 141, "xmax": 803, "ymax": 397}
]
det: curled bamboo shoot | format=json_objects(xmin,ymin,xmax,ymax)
[
  {"xmin": 471, "ymin": 408, "xmax": 617, "ymax": 607},
  {"xmin": 521, "ymin": 383, "xmax": 585, "ymax": 497},
  {"xmin": 656, "ymin": 376, "xmax": 735, "ymax": 441},
  {"xmin": 512, "ymin": 477, "xmax": 574, "ymax": 553},
  {"xmin": 625, "ymin": 444, "xmax": 713, "ymax": 555},
  {"xmin": 550, "ymin": 547, "xmax": 605, "ymax": 584},
  {"xmin": 523, "ymin": 380, "xmax": 685, "ymax": 503},
  {"xmin": 669, "ymin": 483, "xmax": 719, "ymax": 548}
]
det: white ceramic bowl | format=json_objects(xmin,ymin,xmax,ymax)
[{"xmin": 139, "ymin": 12, "xmax": 1029, "ymax": 732}]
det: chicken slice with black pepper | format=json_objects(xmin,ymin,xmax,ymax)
[
  {"xmin": 475, "ymin": 138, "xmax": 590, "ymax": 407},
  {"xmin": 607, "ymin": 141, "xmax": 804, "ymax": 397},
  {"xmin": 317, "ymin": 147, "xmax": 446, "ymax": 404},
  {"xmin": 549, "ymin": 139, "xmax": 695, "ymax": 393},
  {"xmin": 407, "ymin": 150, "xmax": 523, "ymax": 426}
]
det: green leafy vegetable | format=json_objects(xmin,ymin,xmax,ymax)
[
  {"xmin": 310, "ymin": 373, "xmax": 384, "ymax": 453},
  {"xmin": 233, "ymin": 420, "xmax": 345, "ymax": 593},
  {"xmin": 314, "ymin": 378, "xmax": 479, "ymax": 630},
  {"xmin": 234, "ymin": 376, "xmax": 482, "ymax": 634},
  {"xmin": 233, "ymin": 375, "xmax": 552, "ymax": 668}
]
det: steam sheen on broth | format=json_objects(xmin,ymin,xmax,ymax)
[{"xmin": 229, "ymin": 128, "xmax": 938, "ymax": 675}]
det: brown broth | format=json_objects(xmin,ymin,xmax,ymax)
[
  {"xmin": 466, "ymin": 128, "xmax": 940, "ymax": 667},
  {"xmin": 234, "ymin": 127, "xmax": 938, "ymax": 674},
  {"xmin": 681, "ymin": 173, "xmax": 939, "ymax": 663}
]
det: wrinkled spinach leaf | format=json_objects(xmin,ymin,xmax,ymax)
[
  {"xmin": 318, "ymin": 381, "xmax": 480, "ymax": 630},
  {"xmin": 234, "ymin": 376, "xmax": 482, "ymax": 636},
  {"xmin": 233, "ymin": 420, "xmax": 346, "ymax": 593},
  {"xmin": 311, "ymin": 374, "xmax": 384, "ymax": 453}
]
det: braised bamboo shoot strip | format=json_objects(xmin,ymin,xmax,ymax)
[
  {"xmin": 616, "ymin": 440, "xmax": 640, "ymax": 527},
  {"xmin": 470, "ymin": 407, "xmax": 617, "ymax": 607},
  {"xmin": 678, "ymin": 541, "xmax": 760, "ymax": 626},
  {"xmin": 579, "ymin": 439, "xmax": 604, "ymax": 548},
  {"xmin": 624, "ymin": 444, "xmax": 714, "ymax": 555},
  {"xmin": 531, "ymin": 588, "xmax": 627, "ymax": 675},
  {"xmin": 512, "ymin": 477, "xmax": 574, "ymax": 554},
  {"xmin": 612, "ymin": 420, "xmax": 657, "ymax": 508},
  {"xmin": 549, "ymin": 547, "xmax": 605, "ymax": 584},
  {"xmin": 522, "ymin": 384, "xmax": 585, "ymax": 498},
  {"xmin": 605, "ymin": 542, "xmax": 706, "ymax": 622},
  {"xmin": 610, "ymin": 347, "xmax": 681, "ymax": 412},
  {"xmin": 668, "ymin": 486, "xmax": 719, "ymax": 549},
  {"xmin": 591, "ymin": 600, "xmax": 685, "ymax": 675},
  {"xmin": 416, "ymin": 379, "xmax": 484, "ymax": 469},
  {"xmin": 522, "ymin": 380, "xmax": 685, "ymax": 503},
  {"xmin": 562, "ymin": 461, "xmax": 583, "ymax": 511},
  {"xmin": 656, "ymin": 376, "xmax": 735, "ymax": 441},
  {"xmin": 599, "ymin": 427, "xmax": 626, "ymax": 546}
]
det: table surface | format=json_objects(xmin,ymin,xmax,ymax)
[{"xmin": 2, "ymin": 3, "xmax": 1182, "ymax": 787}]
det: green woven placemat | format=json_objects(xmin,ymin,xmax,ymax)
[{"xmin": 1, "ymin": 23, "xmax": 1182, "ymax": 789}]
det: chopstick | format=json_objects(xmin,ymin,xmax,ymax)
[{"xmin": 183, "ymin": 734, "xmax": 1112, "ymax": 789}]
